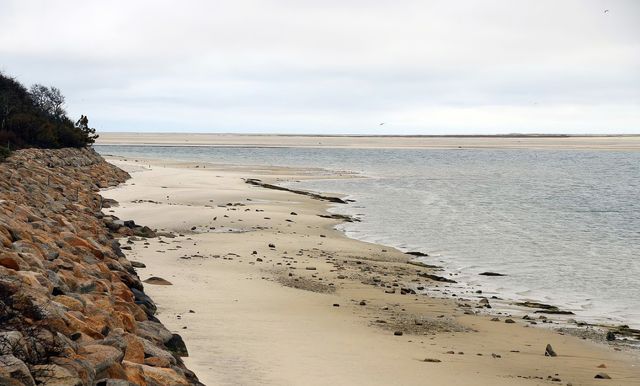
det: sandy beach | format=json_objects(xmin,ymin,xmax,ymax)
[
  {"xmin": 96, "ymin": 133, "xmax": 640, "ymax": 151},
  {"xmin": 100, "ymin": 156, "xmax": 639, "ymax": 385}
]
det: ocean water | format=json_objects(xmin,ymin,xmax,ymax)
[{"xmin": 95, "ymin": 145, "xmax": 640, "ymax": 328}]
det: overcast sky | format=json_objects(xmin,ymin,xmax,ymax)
[{"xmin": 1, "ymin": 0, "xmax": 638, "ymax": 134}]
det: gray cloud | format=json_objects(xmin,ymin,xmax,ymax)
[{"xmin": 1, "ymin": 0, "xmax": 638, "ymax": 134}]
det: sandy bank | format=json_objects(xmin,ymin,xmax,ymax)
[
  {"xmin": 96, "ymin": 133, "xmax": 640, "ymax": 151},
  {"xmin": 102, "ymin": 156, "xmax": 640, "ymax": 385}
]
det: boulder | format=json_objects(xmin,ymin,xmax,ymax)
[
  {"xmin": 165, "ymin": 334, "xmax": 189, "ymax": 357},
  {"xmin": 0, "ymin": 355, "xmax": 35, "ymax": 386},
  {"xmin": 79, "ymin": 344, "xmax": 125, "ymax": 373},
  {"xmin": 32, "ymin": 364, "xmax": 83, "ymax": 386}
]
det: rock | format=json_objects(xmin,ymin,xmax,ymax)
[
  {"xmin": 95, "ymin": 379, "xmax": 137, "ymax": 386},
  {"xmin": 359, "ymin": 300, "xmax": 366, "ymax": 306},
  {"xmin": 133, "ymin": 226, "xmax": 156, "ymax": 238},
  {"xmin": 0, "ymin": 331, "xmax": 28, "ymax": 356},
  {"xmin": 165, "ymin": 333, "xmax": 189, "ymax": 357},
  {"xmin": 32, "ymin": 364, "xmax": 83, "ymax": 386},
  {"xmin": 479, "ymin": 272, "xmax": 506, "ymax": 276},
  {"xmin": 505, "ymin": 319, "xmax": 515, "ymax": 324},
  {"xmin": 123, "ymin": 335, "xmax": 145, "ymax": 364},
  {"xmin": 143, "ymin": 277, "xmax": 172, "ymax": 285},
  {"xmin": 406, "ymin": 251, "xmax": 429, "ymax": 257},
  {"xmin": 423, "ymin": 358, "xmax": 441, "ymax": 362},
  {"xmin": 0, "ymin": 355, "xmax": 36, "ymax": 386},
  {"xmin": 394, "ymin": 331, "xmax": 403, "ymax": 336},
  {"xmin": 417, "ymin": 272, "xmax": 457, "ymax": 283},
  {"xmin": 305, "ymin": 267, "xmax": 317, "ymax": 270},
  {"xmin": 594, "ymin": 373, "xmax": 611, "ymax": 379},
  {"xmin": 140, "ymin": 338, "xmax": 176, "ymax": 365},
  {"xmin": 144, "ymin": 356, "xmax": 171, "ymax": 367},
  {"xmin": 0, "ymin": 256, "xmax": 20, "ymax": 270},
  {"xmin": 268, "ymin": 243, "xmax": 276, "ymax": 248},
  {"xmin": 79, "ymin": 344, "xmax": 125, "ymax": 373},
  {"xmin": 606, "ymin": 331, "xmax": 616, "ymax": 341},
  {"xmin": 130, "ymin": 261, "xmax": 146, "ymax": 268},
  {"xmin": 545, "ymin": 344, "xmax": 557, "ymax": 357}
]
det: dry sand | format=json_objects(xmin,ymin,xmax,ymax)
[
  {"xmin": 101, "ymin": 157, "xmax": 639, "ymax": 386},
  {"xmin": 97, "ymin": 132, "xmax": 640, "ymax": 151}
]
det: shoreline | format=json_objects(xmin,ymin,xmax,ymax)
[
  {"xmin": 101, "ymin": 155, "xmax": 639, "ymax": 385},
  {"xmin": 279, "ymin": 167, "xmax": 639, "ymax": 333}
]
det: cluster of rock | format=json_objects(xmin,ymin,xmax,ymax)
[{"xmin": 0, "ymin": 148, "xmax": 201, "ymax": 385}]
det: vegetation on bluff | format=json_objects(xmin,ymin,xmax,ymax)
[{"xmin": 0, "ymin": 72, "xmax": 98, "ymax": 160}]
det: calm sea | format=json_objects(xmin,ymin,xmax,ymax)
[{"xmin": 95, "ymin": 145, "xmax": 640, "ymax": 328}]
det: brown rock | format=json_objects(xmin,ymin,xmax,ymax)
[
  {"xmin": 144, "ymin": 356, "xmax": 171, "ymax": 367},
  {"xmin": 141, "ymin": 365, "xmax": 189, "ymax": 385},
  {"xmin": 123, "ymin": 335, "xmax": 145, "ymax": 364},
  {"xmin": 79, "ymin": 344, "xmax": 124, "ymax": 373},
  {"xmin": 122, "ymin": 361, "xmax": 147, "ymax": 386},
  {"xmin": 0, "ymin": 256, "xmax": 20, "ymax": 270}
]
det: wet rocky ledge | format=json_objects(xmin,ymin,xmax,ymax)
[{"xmin": 0, "ymin": 148, "xmax": 202, "ymax": 385}]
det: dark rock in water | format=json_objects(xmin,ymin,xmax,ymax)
[
  {"xmin": 406, "ymin": 251, "xmax": 429, "ymax": 257},
  {"xmin": 417, "ymin": 272, "xmax": 457, "ymax": 283},
  {"xmin": 407, "ymin": 261, "xmax": 442, "ymax": 269},
  {"xmin": 534, "ymin": 309, "xmax": 574, "ymax": 315},
  {"xmin": 594, "ymin": 373, "xmax": 611, "ymax": 379},
  {"xmin": 517, "ymin": 301, "xmax": 575, "ymax": 315},
  {"xmin": 479, "ymin": 272, "xmax": 506, "ymax": 276},
  {"xmin": 166, "ymin": 333, "xmax": 189, "ymax": 357},
  {"xmin": 245, "ymin": 178, "xmax": 348, "ymax": 203},
  {"xmin": 317, "ymin": 213, "xmax": 360, "ymax": 222},
  {"xmin": 545, "ymin": 344, "xmax": 557, "ymax": 357},
  {"xmin": 143, "ymin": 277, "xmax": 172, "ymax": 285},
  {"xmin": 606, "ymin": 331, "xmax": 616, "ymax": 341}
]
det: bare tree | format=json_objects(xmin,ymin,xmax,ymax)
[{"xmin": 28, "ymin": 84, "xmax": 66, "ymax": 119}]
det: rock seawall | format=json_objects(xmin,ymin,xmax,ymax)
[{"xmin": 0, "ymin": 148, "xmax": 201, "ymax": 385}]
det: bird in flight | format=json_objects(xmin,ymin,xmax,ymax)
[
  {"xmin": 604, "ymin": 9, "xmax": 609, "ymax": 13},
  {"xmin": 379, "ymin": 122, "xmax": 386, "ymax": 126}
]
